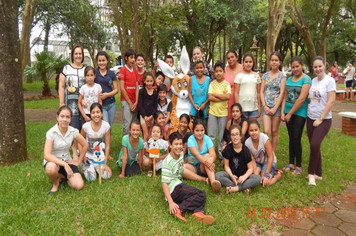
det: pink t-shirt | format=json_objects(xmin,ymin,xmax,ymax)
[
  {"xmin": 224, "ymin": 66, "xmax": 243, "ymax": 119},
  {"xmin": 118, "ymin": 65, "xmax": 138, "ymax": 103}
]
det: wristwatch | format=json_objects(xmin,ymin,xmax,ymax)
[{"xmin": 319, "ymin": 116, "xmax": 324, "ymax": 121}]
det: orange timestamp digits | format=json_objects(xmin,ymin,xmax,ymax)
[{"xmin": 246, "ymin": 206, "xmax": 325, "ymax": 219}]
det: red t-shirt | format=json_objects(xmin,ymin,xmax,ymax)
[{"xmin": 118, "ymin": 65, "xmax": 138, "ymax": 103}]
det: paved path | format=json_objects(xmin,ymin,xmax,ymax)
[{"xmin": 281, "ymin": 184, "xmax": 356, "ymax": 236}]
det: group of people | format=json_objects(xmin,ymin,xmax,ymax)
[{"xmin": 44, "ymin": 45, "xmax": 336, "ymax": 224}]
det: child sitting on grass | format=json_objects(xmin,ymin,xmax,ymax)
[
  {"xmin": 143, "ymin": 124, "xmax": 169, "ymax": 172},
  {"xmin": 118, "ymin": 120, "xmax": 144, "ymax": 178},
  {"xmin": 161, "ymin": 132, "xmax": 215, "ymax": 224}
]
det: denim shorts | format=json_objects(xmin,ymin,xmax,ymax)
[
  {"xmin": 243, "ymin": 110, "xmax": 258, "ymax": 118},
  {"xmin": 256, "ymin": 162, "xmax": 276, "ymax": 177},
  {"xmin": 262, "ymin": 106, "xmax": 281, "ymax": 117},
  {"xmin": 345, "ymin": 80, "xmax": 353, "ymax": 88},
  {"xmin": 191, "ymin": 163, "xmax": 207, "ymax": 177}
]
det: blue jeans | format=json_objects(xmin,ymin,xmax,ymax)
[
  {"xmin": 102, "ymin": 102, "xmax": 116, "ymax": 134},
  {"xmin": 121, "ymin": 101, "xmax": 137, "ymax": 136},
  {"xmin": 208, "ymin": 114, "xmax": 227, "ymax": 159},
  {"xmin": 256, "ymin": 162, "xmax": 276, "ymax": 177},
  {"xmin": 243, "ymin": 110, "xmax": 258, "ymax": 118}
]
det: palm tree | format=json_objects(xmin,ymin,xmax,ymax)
[{"xmin": 24, "ymin": 51, "xmax": 69, "ymax": 97}]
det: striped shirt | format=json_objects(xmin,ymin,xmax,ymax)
[{"xmin": 161, "ymin": 152, "xmax": 184, "ymax": 193}]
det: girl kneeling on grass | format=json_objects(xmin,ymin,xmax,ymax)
[
  {"xmin": 245, "ymin": 120, "xmax": 283, "ymax": 187},
  {"xmin": 44, "ymin": 105, "xmax": 88, "ymax": 194},
  {"xmin": 80, "ymin": 103, "xmax": 112, "ymax": 181},
  {"xmin": 118, "ymin": 120, "xmax": 144, "ymax": 178},
  {"xmin": 216, "ymin": 125, "xmax": 261, "ymax": 194}
]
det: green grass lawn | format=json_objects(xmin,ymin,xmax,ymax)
[
  {"xmin": 23, "ymin": 80, "xmax": 56, "ymax": 92},
  {"xmin": 23, "ymin": 83, "xmax": 121, "ymax": 110},
  {"xmin": 1, "ymin": 123, "xmax": 355, "ymax": 235}
]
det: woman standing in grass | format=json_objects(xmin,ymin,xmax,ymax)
[
  {"xmin": 306, "ymin": 56, "xmax": 335, "ymax": 186},
  {"xmin": 94, "ymin": 51, "xmax": 118, "ymax": 135},
  {"xmin": 216, "ymin": 125, "xmax": 261, "ymax": 194},
  {"xmin": 260, "ymin": 52, "xmax": 286, "ymax": 152},
  {"xmin": 44, "ymin": 105, "xmax": 88, "ymax": 194},
  {"xmin": 234, "ymin": 53, "xmax": 261, "ymax": 121},
  {"xmin": 59, "ymin": 45, "xmax": 86, "ymax": 131},
  {"xmin": 224, "ymin": 50, "xmax": 243, "ymax": 119},
  {"xmin": 188, "ymin": 59, "xmax": 210, "ymax": 122},
  {"xmin": 281, "ymin": 56, "xmax": 312, "ymax": 176}
]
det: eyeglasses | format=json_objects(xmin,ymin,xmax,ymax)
[{"xmin": 231, "ymin": 133, "xmax": 240, "ymax": 137}]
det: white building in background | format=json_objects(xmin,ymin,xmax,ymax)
[{"xmin": 28, "ymin": 0, "xmax": 121, "ymax": 66}]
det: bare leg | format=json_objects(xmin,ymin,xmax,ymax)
[
  {"xmin": 67, "ymin": 173, "xmax": 84, "ymax": 190},
  {"xmin": 262, "ymin": 115, "xmax": 272, "ymax": 137},
  {"xmin": 183, "ymin": 164, "xmax": 206, "ymax": 182},
  {"xmin": 271, "ymin": 116, "xmax": 281, "ymax": 152},
  {"xmin": 45, "ymin": 162, "xmax": 60, "ymax": 192}
]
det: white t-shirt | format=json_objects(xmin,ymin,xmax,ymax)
[
  {"xmin": 343, "ymin": 66, "xmax": 355, "ymax": 81},
  {"xmin": 245, "ymin": 133, "xmax": 277, "ymax": 165},
  {"xmin": 82, "ymin": 120, "xmax": 110, "ymax": 160},
  {"xmin": 308, "ymin": 75, "xmax": 336, "ymax": 120},
  {"xmin": 234, "ymin": 72, "xmax": 261, "ymax": 112},
  {"xmin": 44, "ymin": 124, "xmax": 79, "ymax": 165},
  {"xmin": 79, "ymin": 83, "xmax": 102, "ymax": 115}
]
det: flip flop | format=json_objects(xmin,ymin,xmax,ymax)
[
  {"xmin": 226, "ymin": 186, "xmax": 232, "ymax": 194},
  {"xmin": 292, "ymin": 168, "xmax": 302, "ymax": 176},
  {"xmin": 49, "ymin": 185, "xmax": 57, "ymax": 195},
  {"xmin": 283, "ymin": 165, "xmax": 294, "ymax": 172}
]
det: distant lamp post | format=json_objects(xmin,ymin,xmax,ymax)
[{"xmin": 250, "ymin": 36, "xmax": 259, "ymax": 71}]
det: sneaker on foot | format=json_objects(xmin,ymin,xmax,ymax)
[
  {"xmin": 192, "ymin": 211, "xmax": 214, "ymax": 225},
  {"xmin": 173, "ymin": 209, "xmax": 187, "ymax": 222}
]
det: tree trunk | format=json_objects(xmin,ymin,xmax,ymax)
[
  {"xmin": 320, "ymin": 0, "xmax": 335, "ymax": 60},
  {"xmin": 266, "ymin": 0, "xmax": 285, "ymax": 66},
  {"xmin": 42, "ymin": 77, "xmax": 52, "ymax": 97},
  {"xmin": 20, "ymin": 0, "xmax": 37, "ymax": 72},
  {"xmin": 288, "ymin": 0, "xmax": 316, "ymax": 71},
  {"xmin": 44, "ymin": 17, "xmax": 51, "ymax": 52},
  {"xmin": 0, "ymin": 0, "xmax": 27, "ymax": 164}
]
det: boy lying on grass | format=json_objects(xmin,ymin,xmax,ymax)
[{"xmin": 161, "ymin": 132, "xmax": 214, "ymax": 224}]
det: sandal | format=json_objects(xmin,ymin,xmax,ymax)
[
  {"xmin": 226, "ymin": 186, "xmax": 232, "ymax": 194},
  {"xmin": 274, "ymin": 169, "xmax": 283, "ymax": 177},
  {"xmin": 49, "ymin": 185, "xmax": 57, "ymax": 195},
  {"xmin": 205, "ymin": 177, "xmax": 210, "ymax": 185},
  {"xmin": 292, "ymin": 168, "xmax": 302, "ymax": 176},
  {"xmin": 283, "ymin": 165, "xmax": 294, "ymax": 172}
]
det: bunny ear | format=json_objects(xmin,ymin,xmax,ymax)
[
  {"xmin": 157, "ymin": 59, "xmax": 176, "ymax": 79},
  {"xmin": 180, "ymin": 46, "xmax": 190, "ymax": 75}
]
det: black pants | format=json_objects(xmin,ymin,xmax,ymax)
[
  {"xmin": 170, "ymin": 183, "xmax": 206, "ymax": 213},
  {"xmin": 285, "ymin": 114, "xmax": 306, "ymax": 168},
  {"xmin": 124, "ymin": 162, "xmax": 141, "ymax": 176}
]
